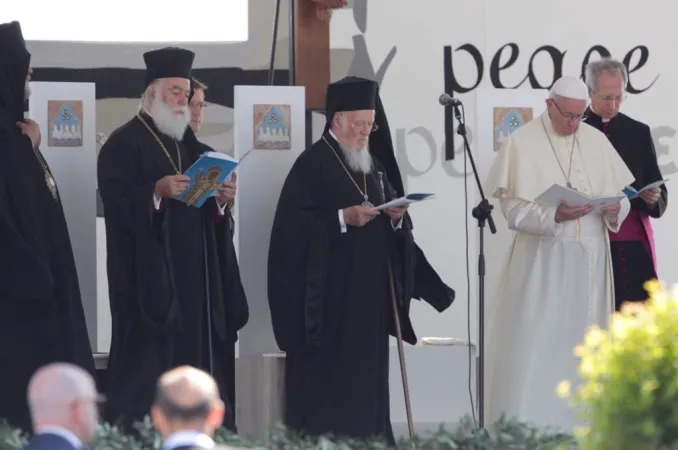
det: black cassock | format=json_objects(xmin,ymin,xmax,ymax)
[
  {"xmin": 0, "ymin": 110, "xmax": 95, "ymax": 431},
  {"xmin": 97, "ymin": 113, "xmax": 248, "ymax": 430},
  {"xmin": 585, "ymin": 109, "xmax": 668, "ymax": 308},
  {"xmin": 268, "ymin": 132, "xmax": 455, "ymax": 444}
]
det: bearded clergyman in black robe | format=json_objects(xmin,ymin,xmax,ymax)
[
  {"xmin": 0, "ymin": 20, "xmax": 95, "ymax": 431},
  {"xmin": 267, "ymin": 76, "xmax": 455, "ymax": 444},
  {"xmin": 97, "ymin": 47, "xmax": 248, "ymax": 430},
  {"xmin": 583, "ymin": 58, "xmax": 668, "ymax": 310}
]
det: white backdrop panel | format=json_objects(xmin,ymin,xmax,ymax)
[
  {"xmin": 28, "ymin": 82, "xmax": 98, "ymax": 349},
  {"xmin": 233, "ymin": 86, "xmax": 306, "ymax": 356}
]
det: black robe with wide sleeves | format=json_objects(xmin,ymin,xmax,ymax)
[
  {"xmin": 0, "ymin": 22, "xmax": 95, "ymax": 432},
  {"xmin": 267, "ymin": 132, "xmax": 454, "ymax": 443},
  {"xmin": 585, "ymin": 109, "xmax": 667, "ymax": 307},
  {"xmin": 97, "ymin": 114, "xmax": 248, "ymax": 430}
]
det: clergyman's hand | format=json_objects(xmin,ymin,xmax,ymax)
[
  {"xmin": 215, "ymin": 172, "xmax": 237, "ymax": 206},
  {"xmin": 640, "ymin": 187, "xmax": 661, "ymax": 205},
  {"xmin": 554, "ymin": 201, "xmax": 593, "ymax": 223},
  {"xmin": 16, "ymin": 119, "xmax": 41, "ymax": 147},
  {"xmin": 601, "ymin": 202, "xmax": 622, "ymax": 219},
  {"xmin": 343, "ymin": 205, "xmax": 380, "ymax": 227},
  {"xmin": 155, "ymin": 175, "xmax": 190, "ymax": 198},
  {"xmin": 385, "ymin": 205, "xmax": 408, "ymax": 220}
]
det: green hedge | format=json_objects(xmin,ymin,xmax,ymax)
[{"xmin": 0, "ymin": 415, "xmax": 577, "ymax": 449}]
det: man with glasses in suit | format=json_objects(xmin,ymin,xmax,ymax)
[
  {"xmin": 22, "ymin": 363, "xmax": 103, "ymax": 450},
  {"xmin": 583, "ymin": 58, "xmax": 667, "ymax": 311}
]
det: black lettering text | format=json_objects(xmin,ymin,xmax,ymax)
[
  {"xmin": 624, "ymin": 46, "xmax": 659, "ymax": 94},
  {"xmin": 525, "ymin": 45, "xmax": 566, "ymax": 89},
  {"xmin": 447, "ymin": 44, "xmax": 484, "ymax": 94},
  {"xmin": 580, "ymin": 45, "xmax": 611, "ymax": 79},
  {"xmin": 489, "ymin": 43, "xmax": 522, "ymax": 89}
]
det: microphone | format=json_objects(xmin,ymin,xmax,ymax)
[{"xmin": 439, "ymin": 93, "xmax": 462, "ymax": 107}]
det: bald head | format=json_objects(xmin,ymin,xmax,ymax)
[{"xmin": 154, "ymin": 366, "xmax": 221, "ymax": 420}]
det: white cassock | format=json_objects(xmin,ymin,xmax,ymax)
[{"xmin": 484, "ymin": 110, "xmax": 635, "ymax": 432}]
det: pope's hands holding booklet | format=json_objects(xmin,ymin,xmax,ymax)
[{"xmin": 535, "ymin": 179, "xmax": 668, "ymax": 223}]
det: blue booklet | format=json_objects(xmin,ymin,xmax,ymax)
[
  {"xmin": 173, "ymin": 150, "xmax": 252, "ymax": 207},
  {"xmin": 623, "ymin": 178, "xmax": 668, "ymax": 200}
]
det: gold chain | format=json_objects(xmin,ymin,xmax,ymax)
[
  {"xmin": 31, "ymin": 145, "xmax": 58, "ymax": 200},
  {"xmin": 136, "ymin": 113, "xmax": 182, "ymax": 174},
  {"xmin": 322, "ymin": 136, "xmax": 370, "ymax": 205}
]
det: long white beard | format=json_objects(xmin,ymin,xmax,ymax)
[
  {"xmin": 149, "ymin": 97, "xmax": 189, "ymax": 141},
  {"xmin": 338, "ymin": 141, "xmax": 372, "ymax": 174},
  {"xmin": 24, "ymin": 82, "xmax": 31, "ymax": 100}
]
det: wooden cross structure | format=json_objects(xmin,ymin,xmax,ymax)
[{"xmin": 289, "ymin": 0, "xmax": 336, "ymax": 110}]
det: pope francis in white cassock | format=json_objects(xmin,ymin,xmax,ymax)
[{"xmin": 484, "ymin": 76, "xmax": 635, "ymax": 432}]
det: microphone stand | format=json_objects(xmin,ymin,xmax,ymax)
[{"xmin": 450, "ymin": 102, "xmax": 496, "ymax": 434}]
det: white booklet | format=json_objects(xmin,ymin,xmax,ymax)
[
  {"xmin": 623, "ymin": 178, "xmax": 668, "ymax": 200},
  {"xmin": 373, "ymin": 193, "xmax": 435, "ymax": 211},
  {"xmin": 534, "ymin": 184, "xmax": 625, "ymax": 214}
]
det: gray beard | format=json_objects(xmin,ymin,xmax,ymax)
[
  {"xmin": 24, "ymin": 83, "xmax": 31, "ymax": 100},
  {"xmin": 337, "ymin": 141, "xmax": 372, "ymax": 174},
  {"xmin": 149, "ymin": 98, "xmax": 189, "ymax": 141}
]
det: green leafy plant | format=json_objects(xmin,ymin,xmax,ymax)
[
  {"xmin": 558, "ymin": 280, "xmax": 678, "ymax": 449},
  {"xmin": 0, "ymin": 415, "xmax": 576, "ymax": 449}
]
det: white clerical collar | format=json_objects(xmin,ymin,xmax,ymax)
[
  {"xmin": 163, "ymin": 430, "xmax": 214, "ymax": 450},
  {"xmin": 36, "ymin": 425, "xmax": 83, "ymax": 448},
  {"xmin": 328, "ymin": 128, "xmax": 339, "ymax": 142}
]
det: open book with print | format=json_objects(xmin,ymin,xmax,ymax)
[
  {"xmin": 173, "ymin": 149, "xmax": 253, "ymax": 208},
  {"xmin": 373, "ymin": 193, "xmax": 435, "ymax": 211},
  {"xmin": 534, "ymin": 184, "xmax": 626, "ymax": 214},
  {"xmin": 623, "ymin": 179, "xmax": 668, "ymax": 200}
]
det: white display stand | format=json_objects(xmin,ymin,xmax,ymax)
[
  {"xmin": 27, "ymin": 82, "xmax": 98, "ymax": 350},
  {"xmin": 390, "ymin": 341, "xmax": 477, "ymax": 438},
  {"xmin": 233, "ymin": 85, "xmax": 306, "ymax": 356}
]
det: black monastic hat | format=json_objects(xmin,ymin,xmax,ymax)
[
  {"xmin": 324, "ymin": 77, "xmax": 378, "ymax": 127},
  {"xmin": 0, "ymin": 21, "xmax": 31, "ymax": 122},
  {"xmin": 324, "ymin": 76, "xmax": 405, "ymax": 197},
  {"xmin": 142, "ymin": 47, "xmax": 195, "ymax": 88},
  {"xmin": 0, "ymin": 21, "xmax": 27, "ymax": 52}
]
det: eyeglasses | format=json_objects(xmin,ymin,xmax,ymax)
[
  {"xmin": 350, "ymin": 121, "xmax": 378, "ymax": 133},
  {"xmin": 551, "ymin": 101, "xmax": 587, "ymax": 122},
  {"xmin": 189, "ymin": 102, "xmax": 208, "ymax": 109},
  {"xmin": 33, "ymin": 393, "xmax": 107, "ymax": 413},
  {"xmin": 594, "ymin": 93, "xmax": 627, "ymax": 103}
]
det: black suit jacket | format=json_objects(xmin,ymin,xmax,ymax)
[
  {"xmin": 584, "ymin": 108, "xmax": 668, "ymax": 218},
  {"xmin": 22, "ymin": 433, "xmax": 82, "ymax": 450}
]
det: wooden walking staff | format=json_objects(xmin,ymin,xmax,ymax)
[
  {"xmin": 378, "ymin": 172, "xmax": 415, "ymax": 441},
  {"xmin": 388, "ymin": 258, "xmax": 415, "ymax": 441}
]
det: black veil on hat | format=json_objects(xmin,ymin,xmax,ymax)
[
  {"xmin": 0, "ymin": 21, "xmax": 31, "ymax": 123},
  {"xmin": 142, "ymin": 47, "xmax": 195, "ymax": 88},
  {"xmin": 324, "ymin": 76, "xmax": 405, "ymax": 197}
]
